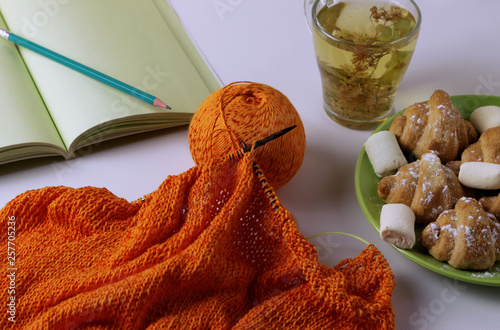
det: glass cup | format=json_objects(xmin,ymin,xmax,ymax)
[{"xmin": 305, "ymin": 0, "xmax": 421, "ymax": 129}]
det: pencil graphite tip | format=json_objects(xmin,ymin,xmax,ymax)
[{"xmin": 153, "ymin": 97, "xmax": 171, "ymax": 110}]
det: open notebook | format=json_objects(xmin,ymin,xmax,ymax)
[{"xmin": 0, "ymin": 0, "xmax": 220, "ymax": 165}]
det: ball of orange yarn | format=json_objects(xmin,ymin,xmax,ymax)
[{"xmin": 188, "ymin": 81, "xmax": 306, "ymax": 190}]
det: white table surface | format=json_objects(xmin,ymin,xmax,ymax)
[{"xmin": 2, "ymin": 0, "xmax": 500, "ymax": 328}]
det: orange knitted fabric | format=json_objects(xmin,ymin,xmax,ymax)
[{"xmin": 0, "ymin": 151, "xmax": 395, "ymax": 329}]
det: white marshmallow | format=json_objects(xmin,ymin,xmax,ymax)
[
  {"xmin": 458, "ymin": 162, "xmax": 500, "ymax": 190},
  {"xmin": 364, "ymin": 131, "xmax": 408, "ymax": 178},
  {"xmin": 379, "ymin": 203, "xmax": 416, "ymax": 249},
  {"xmin": 470, "ymin": 105, "xmax": 500, "ymax": 134}
]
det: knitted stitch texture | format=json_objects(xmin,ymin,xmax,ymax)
[{"xmin": 0, "ymin": 152, "xmax": 395, "ymax": 329}]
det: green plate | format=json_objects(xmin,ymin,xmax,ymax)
[{"xmin": 355, "ymin": 94, "xmax": 500, "ymax": 286}]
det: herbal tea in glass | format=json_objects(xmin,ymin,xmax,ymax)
[{"xmin": 311, "ymin": 0, "xmax": 421, "ymax": 129}]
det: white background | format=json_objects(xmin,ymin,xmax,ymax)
[{"xmin": 1, "ymin": 0, "xmax": 500, "ymax": 328}]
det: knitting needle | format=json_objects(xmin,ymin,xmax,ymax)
[
  {"xmin": 242, "ymin": 125, "xmax": 297, "ymax": 153},
  {"xmin": 0, "ymin": 28, "xmax": 171, "ymax": 110}
]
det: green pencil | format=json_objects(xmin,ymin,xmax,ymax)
[{"xmin": 0, "ymin": 27, "xmax": 171, "ymax": 109}]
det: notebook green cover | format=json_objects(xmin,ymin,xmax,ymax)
[{"xmin": 0, "ymin": 0, "xmax": 220, "ymax": 165}]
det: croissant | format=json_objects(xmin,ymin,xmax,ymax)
[
  {"xmin": 461, "ymin": 126, "xmax": 500, "ymax": 163},
  {"xmin": 421, "ymin": 197, "xmax": 500, "ymax": 270},
  {"xmin": 446, "ymin": 126, "xmax": 500, "ymax": 174},
  {"xmin": 390, "ymin": 90, "xmax": 478, "ymax": 163},
  {"xmin": 479, "ymin": 192, "xmax": 500, "ymax": 220},
  {"xmin": 378, "ymin": 152, "xmax": 467, "ymax": 224}
]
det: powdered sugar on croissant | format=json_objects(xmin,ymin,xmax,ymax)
[
  {"xmin": 421, "ymin": 197, "xmax": 500, "ymax": 270},
  {"xmin": 390, "ymin": 90, "xmax": 477, "ymax": 163},
  {"xmin": 460, "ymin": 126, "xmax": 500, "ymax": 164},
  {"xmin": 480, "ymin": 192, "xmax": 500, "ymax": 220},
  {"xmin": 447, "ymin": 126, "xmax": 500, "ymax": 176},
  {"xmin": 378, "ymin": 152, "xmax": 467, "ymax": 224}
]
